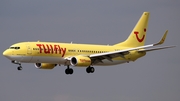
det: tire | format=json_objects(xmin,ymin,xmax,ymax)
[
  {"xmin": 17, "ymin": 66, "xmax": 22, "ymax": 70},
  {"xmin": 69, "ymin": 68, "xmax": 74, "ymax": 74},
  {"xmin": 65, "ymin": 69, "xmax": 69, "ymax": 74},
  {"xmin": 86, "ymin": 67, "xmax": 91, "ymax": 73},
  {"xmin": 90, "ymin": 67, "xmax": 95, "ymax": 73}
]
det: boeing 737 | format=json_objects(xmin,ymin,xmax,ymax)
[{"xmin": 3, "ymin": 12, "xmax": 175, "ymax": 75}]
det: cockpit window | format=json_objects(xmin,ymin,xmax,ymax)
[
  {"xmin": 9, "ymin": 47, "xmax": 20, "ymax": 50},
  {"xmin": 15, "ymin": 47, "xmax": 20, "ymax": 49}
]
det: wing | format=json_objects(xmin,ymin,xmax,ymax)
[
  {"xmin": 89, "ymin": 30, "xmax": 175, "ymax": 64},
  {"xmin": 138, "ymin": 46, "xmax": 175, "ymax": 52}
]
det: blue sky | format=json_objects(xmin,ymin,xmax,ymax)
[{"xmin": 0, "ymin": 0, "xmax": 179, "ymax": 101}]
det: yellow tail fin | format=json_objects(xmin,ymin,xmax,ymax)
[{"xmin": 114, "ymin": 12, "xmax": 150, "ymax": 47}]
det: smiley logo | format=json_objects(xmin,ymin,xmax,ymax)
[{"xmin": 134, "ymin": 28, "xmax": 146, "ymax": 42}]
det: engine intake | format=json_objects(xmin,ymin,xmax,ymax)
[
  {"xmin": 35, "ymin": 63, "xmax": 57, "ymax": 69},
  {"xmin": 70, "ymin": 56, "xmax": 91, "ymax": 66}
]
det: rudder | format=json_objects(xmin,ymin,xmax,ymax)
[{"xmin": 114, "ymin": 12, "xmax": 150, "ymax": 47}]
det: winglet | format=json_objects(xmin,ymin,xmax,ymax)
[{"xmin": 154, "ymin": 30, "xmax": 168, "ymax": 46}]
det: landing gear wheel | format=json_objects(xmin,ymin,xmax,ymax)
[
  {"xmin": 65, "ymin": 69, "xmax": 69, "ymax": 74},
  {"xmin": 86, "ymin": 66, "xmax": 95, "ymax": 73},
  {"xmin": 86, "ymin": 67, "xmax": 91, "ymax": 73},
  {"xmin": 69, "ymin": 68, "xmax": 73, "ymax": 74},
  {"xmin": 90, "ymin": 67, "xmax": 95, "ymax": 73},
  {"xmin": 65, "ymin": 66, "xmax": 73, "ymax": 75},
  {"xmin": 17, "ymin": 66, "xmax": 22, "ymax": 71}
]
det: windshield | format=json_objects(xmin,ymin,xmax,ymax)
[{"xmin": 9, "ymin": 47, "xmax": 20, "ymax": 50}]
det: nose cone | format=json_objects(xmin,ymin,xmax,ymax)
[
  {"xmin": 3, "ymin": 49, "xmax": 11, "ymax": 57},
  {"xmin": 3, "ymin": 50, "xmax": 8, "ymax": 56},
  {"xmin": 3, "ymin": 49, "xmax": 14, "ymax": 60}
]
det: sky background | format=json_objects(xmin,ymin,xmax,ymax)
[{"xmin": 0, "ymin": 0, "xmax": 180, "ymax": 101}]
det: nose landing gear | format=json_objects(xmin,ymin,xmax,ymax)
[
  {"xmin": 17, "ymin": 65, "xmax": 22, "ymax": 70},
  {"xmin": 12, "ymin": 60, "xmax": 22, "ymax": 71}
]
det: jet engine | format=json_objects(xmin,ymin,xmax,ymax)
[
  {"xmin": 70, "ymin": 56, "xmax": 91, "ymax": 66},
  {"xmin": 35, "ymin": 63, "xmax": 57, "ymax": 69}
]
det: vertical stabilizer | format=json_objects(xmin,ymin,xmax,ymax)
[{"xmin": 114, "ymin": 12, "xmax": 150, "ymax": 47}]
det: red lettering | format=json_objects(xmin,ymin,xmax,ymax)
[
  {"xmin": 57, "ymin": 45, "xmax": 61, "ymax": 54},
  {"xmin": 61, "ymin": 48, "xmax": 66, "ymax": 57},
  {"xmin": 50, "ymin": 44, "xmax": 53, "ymax": 54},
  {"xmin": 54, "ymin": 45, "xmax": 58, "ymax": 54},
  {"xmin": 42, "ymin": 44, "xmax": 50, "ymax": 53},
  {"xmin": 36, "ymin": 44, "xmax": 66, "ymax": 57},
  {"xmin": 80, "ymin": 59, "xmax": 90, "ymax": 62},
  {"xmin": 36, "ymin": 44, "xmax": 43, "ymax": 53}
]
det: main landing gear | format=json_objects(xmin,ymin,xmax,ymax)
[
  {"xmin": 65, "ymin": 65, "xmax": 73, "ymax": 75},
  {"xmin": 86, "ymin": 66, "xmax": 95, "ymax": 73},
  {"xmin": 65, "ymin": 66, "xmax": 95, "ymax": 75},
  {"xmin": 12, "ymin": 60, "xmax": 22, "ymax": 71}
]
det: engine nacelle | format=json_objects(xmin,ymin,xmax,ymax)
[
  {"xmin": 70, "ymin": 56, "xmax": 91, "ymax": 66},
  {"xmin": 35, "ymin": 63, "xmax": 57, "ymax": 69}
]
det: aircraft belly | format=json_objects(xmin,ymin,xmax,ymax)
[
  {"xmin": 21, "ymin": 55, "xmax": 32, "ymax": 62},
  {"xmin": 26, "ymin": 56, "xmax": 66, "ymax": 64}
]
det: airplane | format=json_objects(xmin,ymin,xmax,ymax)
[{"xmin": 3, "ymin": 12, "xmax": 175, "ymax": 75}]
